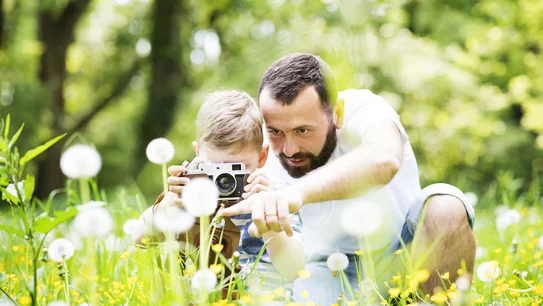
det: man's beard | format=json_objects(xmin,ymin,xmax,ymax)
[{"xmin": 278, "ymin": 123, "xmax": 338, "ymax": 178}]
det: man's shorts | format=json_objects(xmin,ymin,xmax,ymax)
[{"xmin": 391, "ymin": 183, "xmax": 476, "ymax": 251}]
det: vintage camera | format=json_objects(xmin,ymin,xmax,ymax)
[
  {"xmin": 183, "ymin": 162, "xmax": 251, "ymax": 202},
  {"xmin": 153, "ymin": 162, "xmax": 251, "ymax": 291}
]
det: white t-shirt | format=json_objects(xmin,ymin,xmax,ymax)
[{"xmin": 262, "ymin": 89, "xmax": 422, "ymax": 256}]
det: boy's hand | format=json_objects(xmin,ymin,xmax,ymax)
[
  {"xmin": 241, "ymin": 169, "xmax": 273, "ymax": 199},
  {"xmin": 167, "ymin": 158, "xmax": 204, "ymax": 204}
]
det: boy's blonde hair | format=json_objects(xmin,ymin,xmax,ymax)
[{"xmin": 196, "ymin": 90, "xmax": 263, "ymax": 153}]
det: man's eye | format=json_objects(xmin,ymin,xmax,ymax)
[
  {"xmin": 297, "ymin": 129, "xmax": 308, "ymax": 135},
  {"xmin": 269, "ymin": 129, "xmax": 282, "ymax": 136}
]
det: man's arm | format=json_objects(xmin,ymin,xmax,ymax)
[
  {"xmin": 222, "ymin": 120, "xmax": 405, "ymax": 237},
  {"xmin": 296, "ymin": 119, "xmax": 404, "ymax": 205}
]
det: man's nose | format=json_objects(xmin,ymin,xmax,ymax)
[{"xmin": 282, "ymin": 137, "xmax": 300, "ymax": 157}]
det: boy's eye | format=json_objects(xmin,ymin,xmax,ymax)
[{"xmin": 297, "ymin": 128, "xmax": 308, "ymax": 135}]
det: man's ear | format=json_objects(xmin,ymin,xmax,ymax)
[
  {"xmin": 257, "ymin": 143, "xmax": 269, "ymax": 168},
  {"xmin": 333, "ymin": 97, "xmax": 345, "ymax": 129},
  {"xmin": 192, "ymin": 141, "xmax": 199, "ymax": 156}
]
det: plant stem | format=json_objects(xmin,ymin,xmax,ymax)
[
  {"xmin": 199, "ymin": 216, "xmax": 209, "ymax": 270},
  {"xmin": 162, "ymin": 163, "xmax": 168, "ymax": 194},
  {"xmin": 63, "ymin": 260, "xmax": 70, "ymax": 305},
  {"xmin": 79, "ymin": 178, "xmax": 91, "ymax": 203}
]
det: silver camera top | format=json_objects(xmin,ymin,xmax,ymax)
[
  {"xmin": 187, "ymin": 161, "xmax": 247, "ymax": 174},
  {"xmin": 185, "ymin": 162, "xmax": 249, "ymax": 200}
]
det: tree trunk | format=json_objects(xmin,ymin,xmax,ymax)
[
  {"xmin": 133, "ymin": 0, "xmax": 186, "ymax": 175},
  {"xmin": 35, "ymin": 0, "xmax": 91, "ymax": 199},
  {"xmin": 0, "ymin": 0, "xmax": 4, "ymax": 48}
]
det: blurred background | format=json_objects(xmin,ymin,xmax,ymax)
[{"xmin": 1, "ymin": 0, "xmax": 542, "ymax": 205}]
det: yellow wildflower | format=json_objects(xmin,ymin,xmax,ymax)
[{"xmin": 388, "ymin": 287, "xmax": 400, "ymax": 298}]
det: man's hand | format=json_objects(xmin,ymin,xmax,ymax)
[
  {"xmin": 167, "ymin": 158, "xmax": 204, "ymax": 204},
  {"xmin": 241, "ymin": 169, "xmax": 274, "ymax": 199},
  {"xmin": 221, "ymin": 188, "xmax": 304, "ymax": 237}
]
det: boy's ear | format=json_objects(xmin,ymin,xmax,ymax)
[
  {"xmin": 257, "ymin": 143, "xmax": 269, "ymax": 168},
  {"xmin": 192, "ymin": 141, "xmax": 199, "ymax": 156},
  {"xmin": 333, "ymin": 97, "xmax": 344, "ymax": 129}
]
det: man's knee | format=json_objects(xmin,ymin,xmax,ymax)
[{"xmin": 422, "ymin": 195, "xmax": 472, "ymax": 234}]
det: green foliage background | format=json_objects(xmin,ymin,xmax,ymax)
[{"xmin": 1, "ymin": 0, "xmax": 542, "ymax": 202}]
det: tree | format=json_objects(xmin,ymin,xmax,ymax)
[{"xmin": 132, "ymin": 0, "xmax": 186, "ymax": 176}]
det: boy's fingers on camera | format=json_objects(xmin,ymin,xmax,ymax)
[
  {"xmin": 191, "ymin": 157, "xmax": 204, "ymax": 164},
  {"xmin": 168, "ymin": 185, "xmax": 183, "ymax": 194},
  {"xmin": 168, "ymin": 165, "xmax": 187, "ymax": 176},
  {"xmin": 167, "ymin": 176, "xmax": 190, "ymax": 186},
  {"xmin": 242, "ymin": 184, "xmax": 270, "ymax": 199},
  {"xmin": 247, "ymin": 169, "xmax": 268, "ymax": 183},
  {"xmin": 244, "ymin": 176, "xmax": 270, "ymax": 192}
]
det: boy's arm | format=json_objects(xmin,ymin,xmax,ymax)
[
  {"xmin": 261, "ymin": 213, "xmax": 305, "ymax": 281},
  {"xmin": 243, "ymin": 171, "xmax": 305, "ymax": 280},
  {"xmin": 132, "ymin": 192, "xmax": 167, "ymax": 247}
]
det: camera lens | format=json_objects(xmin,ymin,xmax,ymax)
[{"xmin": 215, "ymin": 173, "xmax": 237, "ymax": 196}]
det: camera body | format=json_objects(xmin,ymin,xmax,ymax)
[{"xmin": 183, "ymin": 162, "xmax": 251, "ymax": 203}]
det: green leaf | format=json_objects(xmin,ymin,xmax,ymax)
[
  {"xmin": 8, "ymin": 123, "xmax": 25, "ymax": 149},
  {"xmin": 19, "ymin": 133, "xmax": 66, "ymax": 167},
  {"xmin": 0, "ymin": 140, "xmax": 7, "ymax": 152},
  {"xmin": 33, "ymin": 207, "xmax": 79, "ymax": 234},
  {"xmin": 4, "ymin": 114, "xmax": 10, "ymax": 139},
  {"xmin": 0, "ymin": 224, "xmax": 25, "ymax": 238},
  {"xmin": 24, "ymin": 175, "xmax": 35, "ymax": 202},
  {"xmin": 0, "ymin": 176, "xmax": 8, "ymax": 187},
  {"xmin": 0, "ymin": 186, "xmax": 19, "ymax": 205}
]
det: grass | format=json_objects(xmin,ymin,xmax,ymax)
[{"xmin": 1, "ymin": 181, "xmax": 543, "ymax": 306}]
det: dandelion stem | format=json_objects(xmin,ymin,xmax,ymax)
[
  {"xmin": 63, "ymin": 259, "xmax": 71, "ymax": 306},
  {"xmin": 199, "ymin": 216, "xmax": 210, "ymax": 270},
  {"xmin": 162, "ymin": 163, "xmax": 169, "ymax": 194},
  {"xmin": 79, "ymin": 178, "xmax": 91, "ymax": 203}
]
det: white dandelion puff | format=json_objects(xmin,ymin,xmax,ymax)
[
  {"xmin": 475, "ymin": 247, "xmax": 488, "ymax": 260},
  {"xmin": 48, "ymin": 238, "xmax": 75, "ymax": 262},
  {"xmin": 494, "ymin": 204, "xmax": 508, "ymax": 216},
  {"xmin": 476, "ymin": 261, "xmax": 500, "ymax": 282},
  {"xmin": 455, "ymin": 276, "xmax": 471, "ymax": 291},
  {"xmin": 191, "ymin": 269, "xmax": 217, "ymax": 292},
  {"xmin": 146, "ymin": 138, "xmax": 175, "ymax": 164},
  {"xmin": 496, "ymin": 209, "xmax": 520, "ymax": 232},
  {"xmin": 123, "ymin": 218, "xmax": 140, "ymax": 235},
  {"xmin": 72, "ymin": 207, "xmax": 114, "ymax": 237},
  {"xmin": 340, "ymin": 201, "xmax": 383, "ymax": 237},
  {"xmin": 182, "ymin": 178, "xmax": 219, "ymax": 217},
  {"xmin": 464, "ymin": 192, "xmax": 478, "ymax": 207},
  {"xmin": 326, "ymin": 252, "xmax": 349, "ymax": 272},
  {"xmin": 153, "ymin": 203, "xmax": 195, "ymax": 234},
  {"xmin": 60, "ymin": 145, "xmax": 102, "ymax": 179}
]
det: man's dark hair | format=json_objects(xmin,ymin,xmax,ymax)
[{"xmin": 257, "ymin": 53, "xmax": 338, "ymax": 115}]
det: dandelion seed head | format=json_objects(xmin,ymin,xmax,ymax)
[
  {"xmin": 476, "ymin": 261, "xmax": 500, "ymax": 282},
  {"xmin": 146, "ymin": 138, "xmax": 175, "ymax": 164},
  {"xmin": 60, "ymin": 145, "xmax": 102, "ymax": 179},
  {"xmin": 326, "ymin": 251, "xmax": 349, "ymax": 272},
  {"xmin": 72, "ymin": 206, "xmax": 114, "ymax": 237},
  {"xmin": 48, "ymin": 238, "xmax": 75, "ymax": 263},
  {"xmin": 153, "ymin": 202, "xmax": 195, "ymax": 234},
  {"xmin": 123, "ymin": 218, "xmax": 140, "ymax": 235},
  {"xmin": 191, "ymin": 269, "xmax": 217, "ymax": 291},
  {"xmin": 181, "ymin": 178, "xmax": 219, "ymax": 217}
]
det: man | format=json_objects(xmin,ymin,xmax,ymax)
[{"xmin": 218, "ymin": 53, "xmax": 476, "ymax": 304}]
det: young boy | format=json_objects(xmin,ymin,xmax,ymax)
[{"xmin": 134, "ymin": 90, "xmax": 305, "ymax": 291}]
